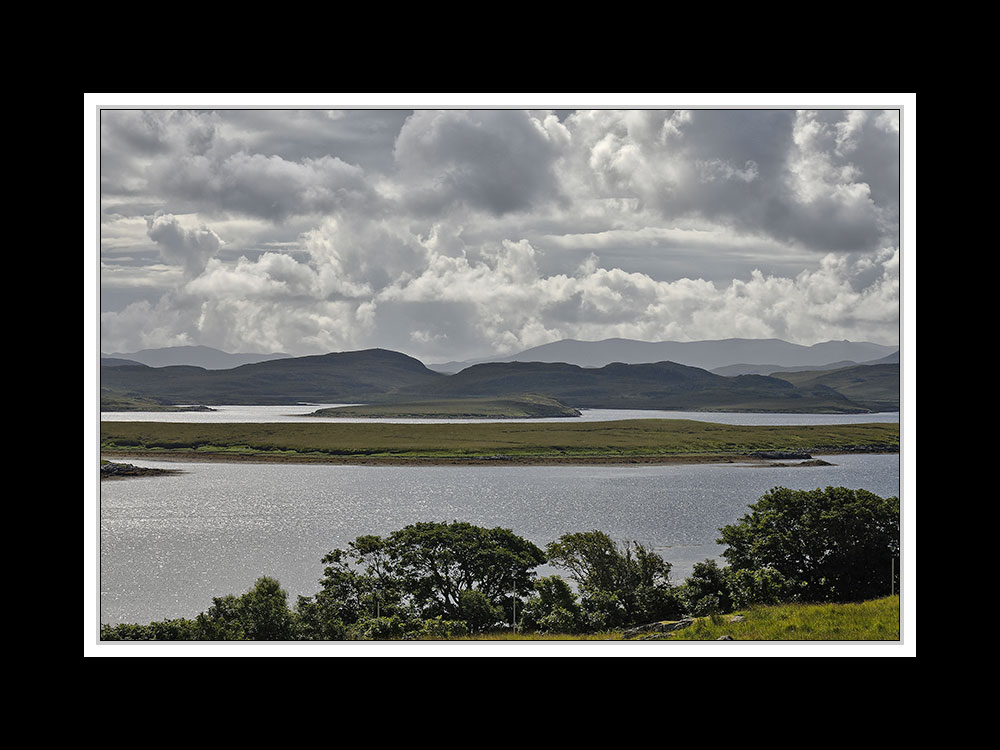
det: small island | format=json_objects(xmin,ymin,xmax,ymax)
[
  {"xmin": 307, "ymin": 393, "xmax": 582, "ymax": 420},
  {"xmin": 100, "ymin": 460, "xmax": 182, "ymax": 480},
  {"xmin": 101, "ymin": 395, "xmax": 217, "ymax": 413}
]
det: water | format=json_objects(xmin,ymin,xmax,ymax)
[
  {"xmin": 98, "ymin": 452, "xmax": 900, "ymax": 626},
  {"xmin": 100, "ymin": 404, "xmax": 900, "ymax": 426}
]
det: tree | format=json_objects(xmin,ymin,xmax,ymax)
[
  {"xmin": 307, "ymin": 521, "xmax": 546, "ymax": 635},
  {"xmin": 383, "ymin": 521, "xmax": 546, "ymax": 622},
  {"xmin": 545, "ymin": 530, "xmax": 682, "ymax": 628},
  {"xmin": 237, "ymin": 576, "xmax": 293, "ymax": 640},
  {"xmin": 677, "ymin": 559, "xmax": 733, "ymax": 616},
  {"xmin": 520, "ymin": 575, "xmax": 586, "ymax": 634},
  {"xmin": 717, "ymin": 486, "xmax": 900, "ymax": 603},
  {"xmin": 196, "ymin": 576, "xmax": 293, "ymax": 640}
]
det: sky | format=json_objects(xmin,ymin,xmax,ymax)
[{"xmin": 93, "ymin": 95, "xmax": 909, "ymax": 364}]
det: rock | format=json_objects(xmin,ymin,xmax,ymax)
[
  {"xmin": 749, "ymin": 450, "xmax": 812, "ymax": 460},
  {"xmin": 730, "ymin": 615, "xmax": 745, "ymax": 623}
]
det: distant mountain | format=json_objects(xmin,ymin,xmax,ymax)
[
  {"xmin": 711, "ymin": 360, "xmax": 861, "ymax": 376},
  {"xmin": 100, "ymin": 348, "xmax": 445, "ymax": 405},
  {"xmin": 102, "ymin": 345, "xmax": 291, "ymax": 370},
  {"xmin": 429, "ymin": 338, "xmax": 899, "ymax": 374},
  {"xmin": 403, "ymin": 359, "xmax": 872, "ymax": 413},
  {"xmin": 712, "ymin": 350, "xmax": 901, "ymax": 377}
]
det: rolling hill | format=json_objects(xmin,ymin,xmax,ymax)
[
  {"xmin": 771, "ymin": 363, "xmax": 900, "ymax": 412},
  {"xmin": 100, "ymin": 348, "xmax": 446, "ymax": 405},
  {"xmin": 100, "ymin": 346, "xmax": 898, "ymax": 413},
  {"xmin": 401, "ymin": 360, "xmax": 871, "ymax": 413}
]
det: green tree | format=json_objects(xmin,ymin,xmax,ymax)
[
  {"xmin": 545, "ymin": 531, "xmax": 682, "ymax": 628},
  {"xmin": 307, "ymin": 521, "xmax": 546, "ymax": 636},
  {"xmin": 382, "ymin": 521, "xmax": 546, "ymax": 622},
  {"xmin": 678, "ymin": 559, "xmax": 734, "ymax": 616},
  {"xmin": 520, "ymin": 575, "xmax": 586, "ymax": 633},
  {"xmin": 717, "ymin": 486, "xmax": 900, "ymax": 603},
  {"xmin": 196, "ymin": 576, "xmax": 293, "ymax": 640},
  {"xmin": 237, "ymin": 576, "xmax": 293, "ymax": 640}
]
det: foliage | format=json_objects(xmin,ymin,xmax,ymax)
[
  {"xmin": 545, "ymin": 531, "xmax": 683, "ymax": 628},
  {"xmin": 380, "ymin": 521, "xmax": 546, "ymax": 621},
  {"xmin": 414, "ymin": 617, "xmax": 470, "ymax": 640},
  {"xmin": 717, "ymin": 486, "xmax": 900, "ymax": 603},
  {"xmin": 519, "ymin": 575, "xmax": 587, "ymax": 633},
  {"xmin": 677, "ymin": 559, "xmax": 733, "ymax": 616},
  {"xmin": 296, "ymin": 521, "xmax": 545, "ymax": 637},
  {"xmin": 101, "ymin": 576, "xmax": 294, "ymax": 641}
]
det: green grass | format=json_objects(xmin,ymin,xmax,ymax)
[
  {"xmin": 663, "ymin": 596, "xmax": 900, "ymax": 641},
  {"xmin": 418, "ymin": 631, "xmax": 625, "ymax": 641},
  {"xmin": 100, "ymin": 419, "xmax": 899, "ymax": 463},
  {"xmin": 427, "ymin": 597, "xmax": 900, "ymax": 641}
]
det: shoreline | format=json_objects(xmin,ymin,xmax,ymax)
[{"xmin": 99, "ymin": 447, "xmax": 896, "ymax": 468}]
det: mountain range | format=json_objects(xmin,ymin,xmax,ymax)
[
  {"xmin": 101, "ymin": 345, "xmax": 291, "ymax": 370},
  {"xmin": 429, "ymin": 338, "xmax": 898, "ymax": 374},
  {"xmin": 100, "ymin": 342, "xmax": 900, "ymax": 413}
]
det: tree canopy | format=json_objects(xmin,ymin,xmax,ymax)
[{"xmin": 717, "ymin": 486, "xmax": 900, "ymax": 602}]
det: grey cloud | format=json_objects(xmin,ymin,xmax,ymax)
[
  {"xmin": 154, "ymin": 150, "xmax": 381, "ymax": 222},
  {"xmin": 146, "ymin": 212, "xmax": 223, "ymax": 277},
  {"xmin": 393, "ymin": 110, "xmax": 564, "ymax": 216},
  {"xmin": 565, "ymin": 109, "xmax": 898, "ymax": 254},
  {"xmin": 219, "ymin": 109, "xmax": 413, "ymax": 172}
]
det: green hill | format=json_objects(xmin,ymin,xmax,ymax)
[
  {"xmin": 772, "ymin": 363, "xmax": 899, "ymax": 411},
  {"xmin": 99, "ymin": 347, "xmax": 878, "ymax": 413}
]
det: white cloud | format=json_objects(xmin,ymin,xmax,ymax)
[{"xmin": 98, "ymin": 107, "xmax": 902, "ymax": 360}]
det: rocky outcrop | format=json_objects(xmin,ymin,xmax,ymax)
[
  {"xmin": 100, "ymin": 462, "xmax": 179, "ymax": 480},
  {"xmin": 622, "ymin": 618, "xmax": 695, "ymax": 639}
]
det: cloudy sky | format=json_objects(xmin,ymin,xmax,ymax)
[{"xmin": 94, "ymin": 96, "xmax": 907, "ymax": 363}]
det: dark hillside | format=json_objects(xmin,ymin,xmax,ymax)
[
  {"xmin": 404, "ymin": 359, "xmax": 869, "ymax": 412},
  {"xmin": 100, "ymin": 349, "xmax": 445, "ymax": 405}
]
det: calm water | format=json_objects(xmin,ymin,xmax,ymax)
[
  {"xmin": 98, "ymin": 452, "xmax": 901, "ymax": 626},
  {"xmin": 100, "ymin": 404, "xmax": 900, "ymax": 426}
]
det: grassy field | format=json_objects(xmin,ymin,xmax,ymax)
[
  {"xmin": 428, "ymin": 596, "xmax": 900, "ymax": 641},
  {"xmin": 100, "ymin": 418, "xmax": 899, "ymax": 463},
  {"xmin": 636, "ymin": 596, "xmax": 900, "ymax": 641},
  {"xmin": 308, "ymin": 394, "xmax": 581, "ymax": 419}
]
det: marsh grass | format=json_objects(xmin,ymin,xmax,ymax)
[{"xmin": 100, "ymin": 419, "xmax": 899, "ymax": 463}]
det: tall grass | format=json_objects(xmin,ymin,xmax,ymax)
[
  {"xmin": 655, "ymin": 596, "xmax": 899, "ymax": 641},
  {"xmin": 422, "ymin": 597, "xmax": 900, "ymax": 641}
]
